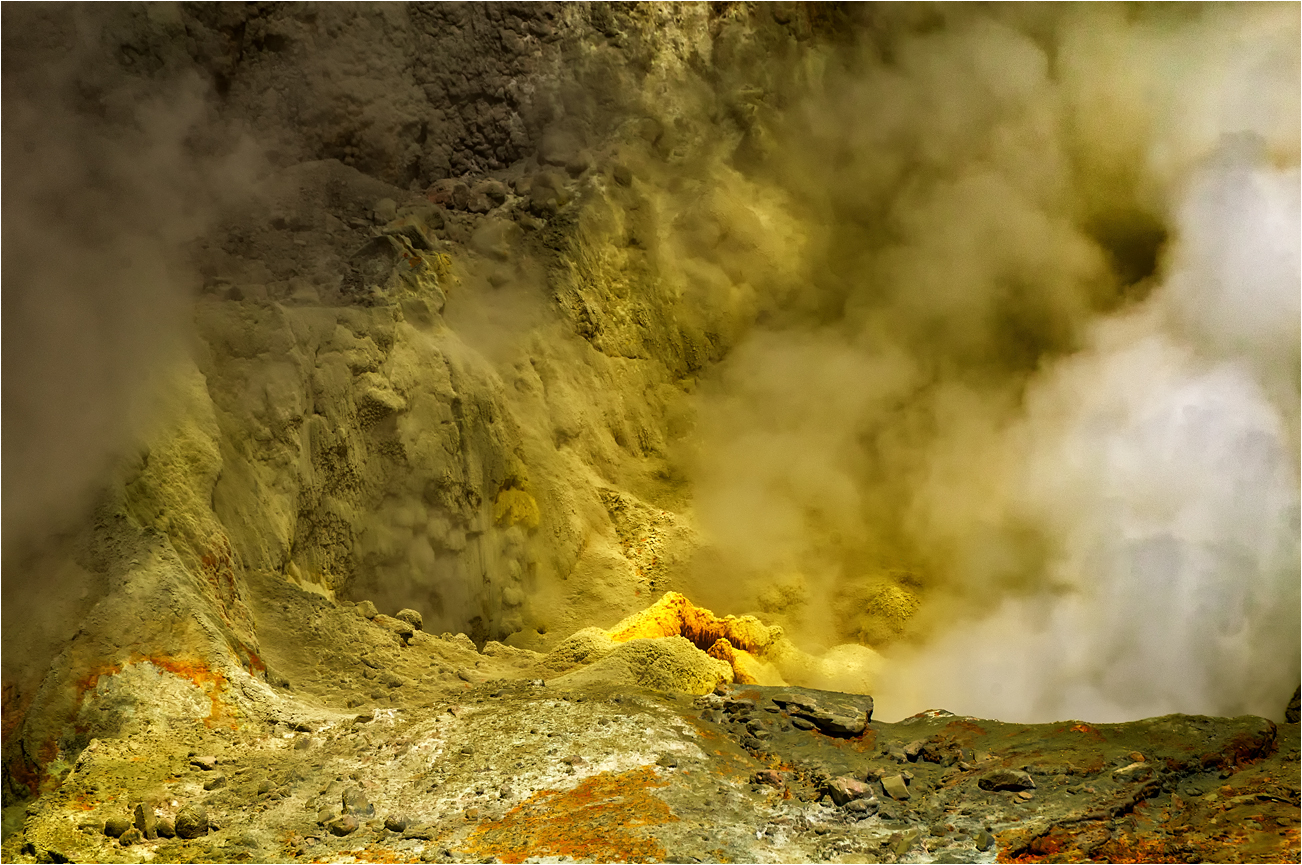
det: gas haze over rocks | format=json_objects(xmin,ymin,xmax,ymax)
[{"xmin": 0, "ymin": 3, "xmax": 1298, "ymax": 862}]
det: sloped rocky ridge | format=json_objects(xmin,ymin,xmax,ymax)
[{"xmin": 2, "ymin": 3, "xmax": 1299, "ymax": 863}]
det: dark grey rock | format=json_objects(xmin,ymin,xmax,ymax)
[
  {"xmin": 975, "ymin": 829, "xmax": 995, "ymax": 851},
  {"xmin": 118, "ymin": 827, "xmax": 142, "ymax": 847},
  {"xmin": 769, "ymin": 688, "xmax": 873, "ymax": 736},
  {"xmin": 977, "ymin": 769, "xmax": 1035, "ymax": 792},
  {"xmin": 1287, "ymin": 686, "xmax": 1300, "ymax": 723},
  {"xmin": 175, "ymin": 803, "xmax": 208, "ymax": 839},
  {"xmin": 385, "ymin": 813, "xmax": 410, "ymax": 832}
]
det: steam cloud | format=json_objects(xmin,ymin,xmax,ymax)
[
  {"xmin": 679, "ymin": 4, "xmax": 1299, "ymax": 721},
  {"xmin": 1, "ymin": 6, "xmax": 261, "ymax": 552}
]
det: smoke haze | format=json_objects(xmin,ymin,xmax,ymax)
[{"xmin": 677, "ymin": 3, "xmax": 1300, "ymax": 721}]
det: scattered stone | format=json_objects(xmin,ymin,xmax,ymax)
[
  {"xmin": 189, "ymin": 755, "xmax": 217, "ymax": 771},
  {"xmin": 119, "ymin": 827, "xmax": 142, "ymax": 846},
  {"xmin": 1128, "ymin": 751, "xmax": 1146, "ymax": 762},
  {"xmin": 881, "ymin": 774, "xmax": 911, "ymax": 801},
  {"xmin": 791, "ymin": 717, "xmax": 815, "ymax": 731},
  {"xmin": 464, "ymin": 807, "xmax": 481, "ymax": 820},
  {"xmin": 892, "ymin": 829, "xmax": 917, "ymax": 856},
  {"xmin": 155, "ymin": 817, "xmax": 175, "ymax": 839},
  {"xmin": 977, "ymin": 769, "xmax": 1035, "ymax": 792},
  {"xmin": 612, "ymin": 163, "xmax": 633, "ymax": 186},
  {"xmin": 825, "ymin": 775, "xmax": 873, "ymax": 806},
  {"xmin": 327, "ymin": 814, "xmax": 359, "ymax": 837},
  {"xmin": 342, "ymin": 786, "xmax": 373, "ymax": 816},
  {"xmin": 374, "ymin": 613, "xmax": 415, "ymax": 641},
  {"xmin": 770, "ymin": 688, "xmax": 872, "ymax": 736},
  {"xmin": 133, "ymin": 802, "xmax": 157, "ymax": 839},
  {"xmin": 1017, "ymin": 790, "xmax": 1035, "ymax": 801},
  {"xmin": 975, "ymin": 829, "xmax": 995, "ymax": 851},
  {"xmin": 475, "ymin": 180, "xmax": 508, "ymax": 205},
  {"xmin": 1287, "ymin": 686, "xmax": 1300, "ymax": 723},
  {"xmin": 1114, "ymin": 762, "xmax": 1154, "ymax": 780},
  {"xmin": 203, "ymin": 774, "xmax": 227, "ymax": 791},
  {"xmin": 396, "ymin": 609, "xmax": 424, "ymax": 630},
  {"xmin": 385, "ymin": 813, "xmax": 410, "ymax": 833},
  {"xmin": 175, "ymin": 803, "xmax": 209, "ymax": 839},
  {"xmin": 565, "ymin": 152, "xmax": 592, "ymax": 176},
  {"xmin": 845, "ymin": 797, "xmax": 879, "ymax": 816},
  {"xmin": 374, "ymin": 198, "xmax": 397, "ymax": 223},
  {"xmin": 104, "ymin": 815, "xmax": 132, "ymax": 838},
  {"xmin": 354, "ymin": 600, "xmax": 379, "ymax": 619},
  {"xmin": 753, "ymin": 770, "xmax": 785, "ymax": 786}
]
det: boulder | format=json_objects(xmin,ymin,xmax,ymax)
[
  {"xmin": 133, "ymin": 802, "xmax": 157, "ymax": 839},
  {"xmin": 825, "ymin": 775, "xmax": 873, "ymax": 806},
  {"xmin": 175, "ymin": 803, "xmax": 209, "ymax": 839},
  {"xmin": 770, "ymin": 688, "xmax": 873, "ymax": 736},
  {"xmin": 977, "ymin": 769, "xmax": 1036, "ymax": 792},
  {"xmin": 396, "ymin": 609, "xmax": 424, "ymax": 631},
  {"xmin": 881, "ymin": 774, "xmax": 911, "ymax": 800}
]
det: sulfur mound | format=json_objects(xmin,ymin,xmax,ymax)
[{"xmin": 548, "ymin": 636, "xmax": 733, "ymax": 695}]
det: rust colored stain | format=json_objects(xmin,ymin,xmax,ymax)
[
  {"xmin": 942, "ymin": 719, "xmax": 989, "ymax": 745},
  {"xmin": 463, "ymin": 767, "xmax": 679, "ymax": 863},
  {"xmin": 1062, "ymin": 723, "xmax": 1106, "ymax": 743},
  {"xmin": 320, "ymin": 845, "xmax": 421, "ymax": 864},
  {"xmin": 134, "ymin": 654, "xmax": 237, "ymax": 729}
]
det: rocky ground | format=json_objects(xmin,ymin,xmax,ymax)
[{"xmin": 4, "ymin": 584, "xmax": 1299, "ymax": 864}]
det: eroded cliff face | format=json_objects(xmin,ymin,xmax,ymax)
[
  {"xmin": 2, "ymin": 5, "xmax": 1298, "ymax": 856},
  {"xmin": 0, "ymin": 0, "xmax": 843, "ymax": 803}
]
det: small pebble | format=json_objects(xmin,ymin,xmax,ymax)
[{"xmin": 327, "ymin": 814, "xmax": 359, "ymax": 837}]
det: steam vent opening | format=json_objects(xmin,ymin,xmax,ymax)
[{"xmin": 2, "ymin": 3, "xmax": 1298, "ymax": 863}]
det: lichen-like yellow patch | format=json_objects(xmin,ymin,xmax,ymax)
[{"xmin": 493, "ymin": 489, "xmax": 540, "ymax": 529}]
